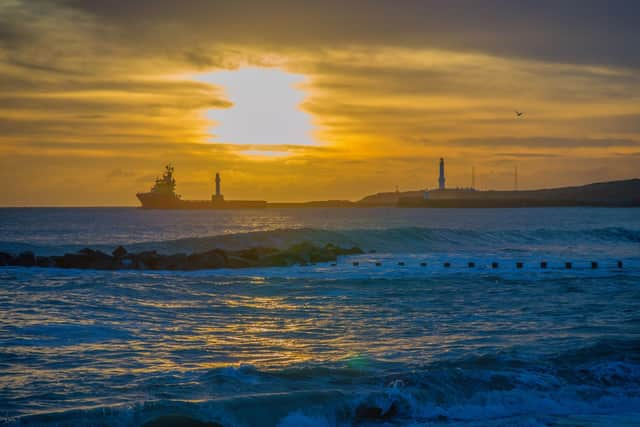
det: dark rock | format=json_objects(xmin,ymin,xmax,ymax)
[
  {"xmin": 354, "ymin": 402, "xmax": 398, "ymax": 422},
  {"xmin": 0, "ymin": 252, "xmax": 12, "ymax": 266},
  {"xmin": 186, "ymin": 249, "xmax": 228, "ymax": 270},
  {"xmin": 161, "ymin": 253, "xmax": 188, "ymax": 270},
  {"xmin": 226, "ymin": 254, "xmax": 255, "ymax": 268},
  {"xmin": 36, "ymin": 256, "xmax": 55, "ymax": 268},
  {"xmin": 235, "ymin": 246, "xmax": 278, "ymax": 261},
  {"xmin": 0, "ymin": 243, "xmax": 367, "ymax": 272},
  {"xmin": 142, "ymin": 415, "xmax": 224, "ymax": 427},
  {"xmin": 265, "ymin": 241, "xmax": 364, "ymax": 266},
  {"xmin": 324, "ymin": 243, "xmax": 363, "ymax": 258},
  {"xmin": 10, "ymin": 251, "xmax": 36, "ymax": 267},
  {"xmin": 259, "ymin": 251, "xmax": 297, "ymax": 267},
  {"xmin": 285, "ymin": 241, "xmax": 317, "ymax": 263},
  {"xmin": 131, "ymin": 250, "xmax": 160, "ymax": 269},
  {"xmin": 57, "ymin": 249, "xmax": 113, "ymax": 269},
  {"xmin": 81, "ymin": 249, "xmax": 113, "ymax": 269},
  {"xmin": 112, "ymin": 245, "xmax": 127, "ymax": 258}
]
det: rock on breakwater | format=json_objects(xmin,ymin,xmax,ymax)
[{"xmin": 0, "ymin": 242, "xmax": 363, "ymax": 271}]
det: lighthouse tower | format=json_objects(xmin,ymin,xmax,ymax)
[
  {"xmin": 438, "ymin": 158, "xmax": 446, "ymax": 190},
  {"xmin": 212, "ymin": 172, "xmax": 224, "ymax": 202}
]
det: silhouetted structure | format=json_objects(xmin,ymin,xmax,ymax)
[
  {"xmin": 137, "ymin": 165, "xmax": 265, "ymax": 209},
  {"xmin": 410, "ymin": 159, "xmax": 640, "ymax": 207},
  {"xmin": 212, "ymin": 172, "xmax": 224, "ymax": 202}
]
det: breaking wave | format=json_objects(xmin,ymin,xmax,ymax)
[
  {"xmin": 110, "ymin": 226, "xmax": 640, "ymax": 255},
  {"xmin": 8, "ymin": 339, "xmax": 640, "ymax": 427}
]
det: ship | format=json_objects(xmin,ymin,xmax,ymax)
[{"xmin": 136, "ymin": 165, "xmax": 267, "ymax": 209}]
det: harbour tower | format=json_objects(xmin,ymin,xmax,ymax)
[
  {"xmin": 212, "ymin": 172, "xmax": 224, "ymax": 202},
  {"xmin": 438, "ymin": 158, "xmax": 446, "ymax": 190}
]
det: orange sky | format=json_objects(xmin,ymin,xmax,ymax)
[{"xmin": 1, "ymin": 0, "xmax": 639, "ymax": 205}]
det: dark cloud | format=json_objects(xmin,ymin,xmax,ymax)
[
  {"xmin": 496, "ymin": 152, "xmax": 559, "ymax": 159},
  {"xmin": 6, "ymin": 59, "xmax": 83, "ymax": 75},
  {"xmin": 454, "ymin": 136, "xmax": 640, "ymax": 148},
  {"xmin": 575, "ymin": 114, "xmax": 640, "ymax": 135},
  {"xmin": 59, "ymin": 0, "xmax": 640, "ymax": 69}
]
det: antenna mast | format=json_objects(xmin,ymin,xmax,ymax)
[
  {"xmin": 514, "ymin": 165, "xmax": 519, "ymax": 191},
  {"xmin": 472, "ymin": 166, "xmax": 476, "ymax": 189}
]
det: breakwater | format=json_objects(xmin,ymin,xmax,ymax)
[{"xmin": 0, "ymin": 243, "xmax": 364, "ymax": 271}]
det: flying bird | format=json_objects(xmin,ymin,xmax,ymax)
[{"xmin": 515, "ymin": 110, "xmax": 524, "ymax": 117}]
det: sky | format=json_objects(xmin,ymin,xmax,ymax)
[{"xmin": 1, "ymin": 0, "xmax": 639, "ymax": 205}]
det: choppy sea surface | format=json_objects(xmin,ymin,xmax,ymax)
[{"xmin": 1, "ymin": 207, "xmax": 639, "ymax": 427}]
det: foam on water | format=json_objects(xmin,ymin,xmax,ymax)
[{"xmin": 6, "ymin": 343, "xmax": 640, "ymax": 426}]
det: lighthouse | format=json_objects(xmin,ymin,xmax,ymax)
[
  {"xmin": 212, "ymin": 172, "xmax": 224, "ymax": 202},
  {"xmin": 438, "ymin": 158, "xmax": 446, "ymax": 190}
]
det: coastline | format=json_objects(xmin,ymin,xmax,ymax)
[{"xmin": 135, "ymin": 177, "xmax": 640, "ymax": 209}]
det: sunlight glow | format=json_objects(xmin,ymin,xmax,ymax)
[{"xmin": 195, "ymin": 67, "xmax": 317, "ymax": 149}]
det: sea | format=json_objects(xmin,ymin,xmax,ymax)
[{"xmin": 0, "ymin": 207, "xmax": 639, "ymax": 427}]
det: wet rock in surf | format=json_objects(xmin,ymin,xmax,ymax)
[
  {"xmin": 0, "ymin": 251, "xmax": 12, "ymax": 266},
  {"xmin": 354, "ymin": 401, "xmax": 399, "ymax": 422},
  {"xmin": 235, "ymin": 246, "xmax": 280, "ymax": 261},
  {"xmin": 52, "ymin": 248, "xmax": 113, "ymax": 269},
  {"xmin": 112, "ymin": 245, "xmax": 127, "ymax": 258},
  {"xmin": 132, "ymin": 250, "xmax": 161, "ymax": 270},
  {"xmin": 159, "ymin": 253, "xmax": 188, "ymax": 270},
  {"xmin": 8, "ymin": 251, "xmax": 36, "ymax": 267},
  {"xmin": 36, "ymin": 255, "xmax": 55, "ymax": 268},
  {"xmin": 185, "ymin": 249, "xmax": 228, "ymax": 270}
]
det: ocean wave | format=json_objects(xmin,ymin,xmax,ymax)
[
  {"xmin": 8, "ymin": 339, "xmax": 640, "ymax": 427},
  {"xmin": 2, "ymin": 226, "xmax": 639, "ymax": 257},
  {"xmin": 103, "ymin": 226, "xmax": 640, "ymax": 255}
]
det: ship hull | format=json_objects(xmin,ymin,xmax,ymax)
[{"xmin": 136, "ymin": 193, "xmax": 266, "ymax": 209}]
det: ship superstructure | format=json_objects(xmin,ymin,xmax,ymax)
[{"xmin": 136, "ymin": 165, "xmax": 182, "ymax": 208}]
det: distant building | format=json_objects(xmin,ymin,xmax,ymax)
[{"xmin": 438, "ymin": 158, "xmax": 446, "ymax": 190}]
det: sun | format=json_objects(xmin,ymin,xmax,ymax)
[{"xmin": 194, "ymin": 67, "xmax": 317, "ymax": 153}]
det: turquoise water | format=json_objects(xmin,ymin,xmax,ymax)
[{"xmin": 1, "ymin": 208, "xmax": 639, "ymax": 426}]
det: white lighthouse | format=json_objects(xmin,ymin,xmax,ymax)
[{"xmin": 438, "ymin": 158, "xmax": 446, "ymax": 190}]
